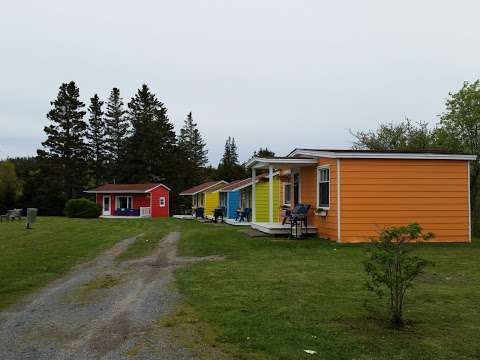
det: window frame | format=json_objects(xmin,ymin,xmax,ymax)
[
  {"xmin": 316, "ymin": 165, "xmax": 330, "ymax": 210},
  {"xmin": 159, "ymin": 196, "xmax": 166, "ymax": 207},
  {"xmin": 283, "ymin": 182, "xmax": 292, "ymax": 206},
  {"xmin": 115, "ymin": 195, "xmax": 132, "ymax": 210}
]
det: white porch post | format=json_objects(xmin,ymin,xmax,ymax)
[
  {"xmin": 269, "ymin": 165, "xmax": 273, "ymax": 223},
  {"xmin": 252, "ymin": 167, "xmax": 256, "ymax": 222}
]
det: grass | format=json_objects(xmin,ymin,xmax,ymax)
[
  {"xmin": 175, "ymin": 221, "xmax": 480, "ymax": 360},
  {"xmin": 116, "ymin": 219, "xmax": 178, "ymax": 261},
  {"xmin": 0, "ymin": 217, "xmax": 154, "ymax": 309}
]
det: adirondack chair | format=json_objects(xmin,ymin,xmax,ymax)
[{"xmin": 236, "ymin": 208, "xmax": 251, "ymax": 222}]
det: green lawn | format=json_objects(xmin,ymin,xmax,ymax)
[
  {"xmin": 0, "ymin": 217, "xmax": 154, "ymax": 308},
  {"xmin": 175, "ymin": 221, "xmax": 480, "ymax": 360}
]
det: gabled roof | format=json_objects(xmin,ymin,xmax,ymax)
[
  {"xmin": 219, "ymin": 175, "xmax": 268, "ymax": 192},
  {"xmin": 179, "ymin": 180, "xmax": 228, "ymax": 196},
  {"xmin": 288, "ymin": 148, "xmax": 477, "ymax": 161},
  {"xmin": 85, "ymin": 183, "xmax": 170, "ymax": 194}
]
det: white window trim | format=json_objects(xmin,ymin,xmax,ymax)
[
  {"xmin": 159, "ymin": 197, "xmax": 166, "ymax": 207},
  {"xmin": 283, "ymin": 182, "xmax": 292, "ymax": 206},
  {"xmin": 115, "ymin": 195, "xmax": 133, "ymax": 210},
  {"xmin": 316, "ymin": 165, "xmax": 331, "ymax": 210}
]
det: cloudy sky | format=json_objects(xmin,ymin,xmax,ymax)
[{"xmin": 1, "ymin": 0, "xmax": 479, "ymax": 164}]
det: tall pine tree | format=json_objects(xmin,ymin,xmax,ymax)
[
  {"xmin": 123, "ymin": 84, "xmax": 176, "ymax": 184},
  {"xmin": 37, "ymin": 81, "xmax": 88, "ymax": 199},
  {"xmin": 86, "ymin": 94, "xmax": 106, "ymax": 185},
  {"xmin": 178, "ymin": 112, "xmax": 208, "ymax": 180},
  {"xmin": 104, "ymin": 87, "xmax": 128, "ymax": 182},
  {"xmin": 216, "ymin": 136, "xmax": 246, "ymax": 181}
]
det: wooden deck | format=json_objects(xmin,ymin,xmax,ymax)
[
  {"xmin": 225, "ymin": 218, "xmax": 251, "ymax": 226},
  {"xmin": 251, "ymin": 222, "xmax": 317, "ymax": 235}
]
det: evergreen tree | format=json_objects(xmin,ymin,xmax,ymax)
[
  {"xmin": 216, "ymin": 136, "xmax": 246, "ymax": 181},
  {"xmin": 86, "ymin": 94, "xmax": 106, "ymax": 185},
  {"xmin": 253, "ymin": 147, "xmax": 275, "ymax": 158},
  {"xmin": 178, "ymin": 112, "xmax": 208, "ymax": 183},
  {"xmin": 123, "ymin": 84, "xmax": 176, "ymax": 184},
  {"xmin": 104, "ymin": 87, "xmax": 128, "ymax": 182},
  {"xmin": 37, "ymin": 81, "xmax": 88, "ymax": 199},
  {"xmin": 178, "ymin": 112, "xmax": 208, "ymax": 169}
]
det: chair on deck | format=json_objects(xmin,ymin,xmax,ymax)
[
  {"xmin": 194, "ymin": 207, "xmax": 205, "ymax": 219},
  {"xmin": 235, "ymin": 207, "xmax": 251, "ymax": 222},
  {"xmin": 284, "ymin": 204, "xmax": 311, "ymax": 238}
]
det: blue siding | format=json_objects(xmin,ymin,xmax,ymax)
[{"xmin": 226, "ymin": 191, "xmax": 240, "ymax": 218}]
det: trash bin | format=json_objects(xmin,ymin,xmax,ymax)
[{"xmin": 26, "ymin": 208, "xmax": 38, "ymax": 229}]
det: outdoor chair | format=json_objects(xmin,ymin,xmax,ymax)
[
  {"xmin": 235, "ymin": 208, "xmax": 251, "ymax": 222},
  {"xmin": 195, "ymin": 207, "xmax": 205, "ymax": 219},
  {"xmin": 285, "ymin": 204, "xmax": 311, "ymax": 238},
  {"xmin": 213, "ymin": 207, "xmax": 226, "ymax": 223}
]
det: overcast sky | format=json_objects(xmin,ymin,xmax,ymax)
[{"xmin": 1, "ymin": 0, "xmax": 480, "ymax": 164}]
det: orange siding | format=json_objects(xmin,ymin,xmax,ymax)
[
  {"xmin": 300, "ymin": 159, "xmax": 339, "ymax": 240},
  {"xmin": 340, "ymin": 159, "xmax": 469, "ymax": 243}
]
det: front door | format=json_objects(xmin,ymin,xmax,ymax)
[{"xmin": 103, "ymin": 195, "xmax": 111, "ymax": 216}]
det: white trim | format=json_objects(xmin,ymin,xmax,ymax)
[
  {"xmin": 159, "ymin": 196, "xmax": 166, "ymax": 207},
  {"xmin": 337, "ymin": 159, "xmax": 341, "ymax": 243},
  {"xmin": 115, "ymin": 195, "xmax": 132, "ymax": 210},
  {"xmin": 288, "ymin": 149, "xmax": 477, "ymax": 161},
  {"xmin": 179, "ymin": 181, "xmax": 228, "ymax": 196},
  {"xmin": 103, "ymin": 195, "xmax": 111, "ymax": 216},
  {"xmin": 245, "ymin": 157, "xmax": 318, "ymax": 169},
  {"xmin": 468, "ymin": 162, "xmax": 471, "ymax": 243},
  {"xmin": 316, "ymin": 165, "xmax": 331, "ymax": 210}
]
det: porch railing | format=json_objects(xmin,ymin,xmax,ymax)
[{"xmin": 140, "ymin": 207, "xmax": 151, "ymax": 217}]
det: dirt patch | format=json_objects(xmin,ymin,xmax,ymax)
[{"xmin": 0, "ymin": 232, "xmax": 228, "ymax": 360}]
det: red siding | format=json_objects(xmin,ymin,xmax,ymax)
[{"xmin": 150, "ymin": 186, "xmax": 170, "ymax": 217}]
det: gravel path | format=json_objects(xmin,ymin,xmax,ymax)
[{"xmin": 0, "ymin": 232, "xmax": 226, "ymax": 360}]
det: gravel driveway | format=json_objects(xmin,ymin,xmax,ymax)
[{"xmin": 0, "ymin": 232, "xmax": 226, "ymax": 360}]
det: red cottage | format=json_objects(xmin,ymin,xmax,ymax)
[{"xmin": 85, "ymin": 183, "xmax": 170, "ymax": 218}]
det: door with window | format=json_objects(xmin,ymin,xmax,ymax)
[{"xmin": 103, "ymin": 195, "xmax": 111, "ymax": 216}]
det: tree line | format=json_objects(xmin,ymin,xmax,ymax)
[
  {"xmin": 1, "ymin": 80, "xmax": 479, "ymax": 230},
  {"xmin": 1, "ymin": 81, "xmax": 272, "ymax": 215},
  {"xmin": 351, "ymin": 81, "xmax": 480, "ymax": 234}
]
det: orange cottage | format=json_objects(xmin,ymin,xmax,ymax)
[{"xmin": 246, "ymin": 149, "xmax": 476, "ymax": 243}]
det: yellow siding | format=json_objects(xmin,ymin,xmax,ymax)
[
  {"xmin": 255, "ymin": 176, "xmax": 280, "ymax": 222},
  {"xmin": 340, "ymin": 159, "xmax": 470, "ymax": 243},
  {"xmin": 205, "ymin": 191, "xmax": 220, "ymax": 216}
]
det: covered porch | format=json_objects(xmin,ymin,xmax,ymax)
[{"xmin": 245, "ymin": 156, "xmax": 318, "ymax": 236}]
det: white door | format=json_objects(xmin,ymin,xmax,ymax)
[{"xmin": 103, "ymin": 196, "xmax": 111, "ymax": 216}]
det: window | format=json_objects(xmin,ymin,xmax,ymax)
[
  {"xmin": 317, "ymin": 166, "xmax": 330, "ymax": 208},
  {"xmin": 116, "ymin": 196, "xmax": 132, "ymax": 209},
  {"xmin": 159, "ymin": 197, "xmax": 166, "ymax": 207},
  {"xmin": 219, "ymin": 192, "xmax": 227, "ymax": 207},
  {"xmin": 283, "ymin": 183, "xmax": 291, "ymax": 205}
]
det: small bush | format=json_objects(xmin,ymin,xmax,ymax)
[{"xmin": 64, "ymin": 198, "xmax": 101, "ymax": 218}]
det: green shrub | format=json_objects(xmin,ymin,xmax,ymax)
[{"xmin": 64, "ymin": 198, "xmax": 101, "ymax": 218}]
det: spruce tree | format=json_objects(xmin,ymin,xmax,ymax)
[
  {"xmin": 124, "ymin": 84, "xmax": 176, "ymax": 183},
  {"xmin": 37, "ymin": 81, "xmax": 88, "ymax": 199},
  {"xmin": 178, "ymin": 112, "xmax": 208, "ymax": 181},
  {"xmin": 104, "ymin": 87, "xmax": 128, "ymax": 182},
  {"xmin": 216, "ymin": 136, "xmax": 246, "ymax": 181},
  {"xmin": 86, "ymin": 94, "xmax": 106, "ymax": 185}
]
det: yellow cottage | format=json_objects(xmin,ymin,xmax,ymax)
[{"xmin": 179, "ymin": 180, "xmax": 228, "ymax": 217}]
